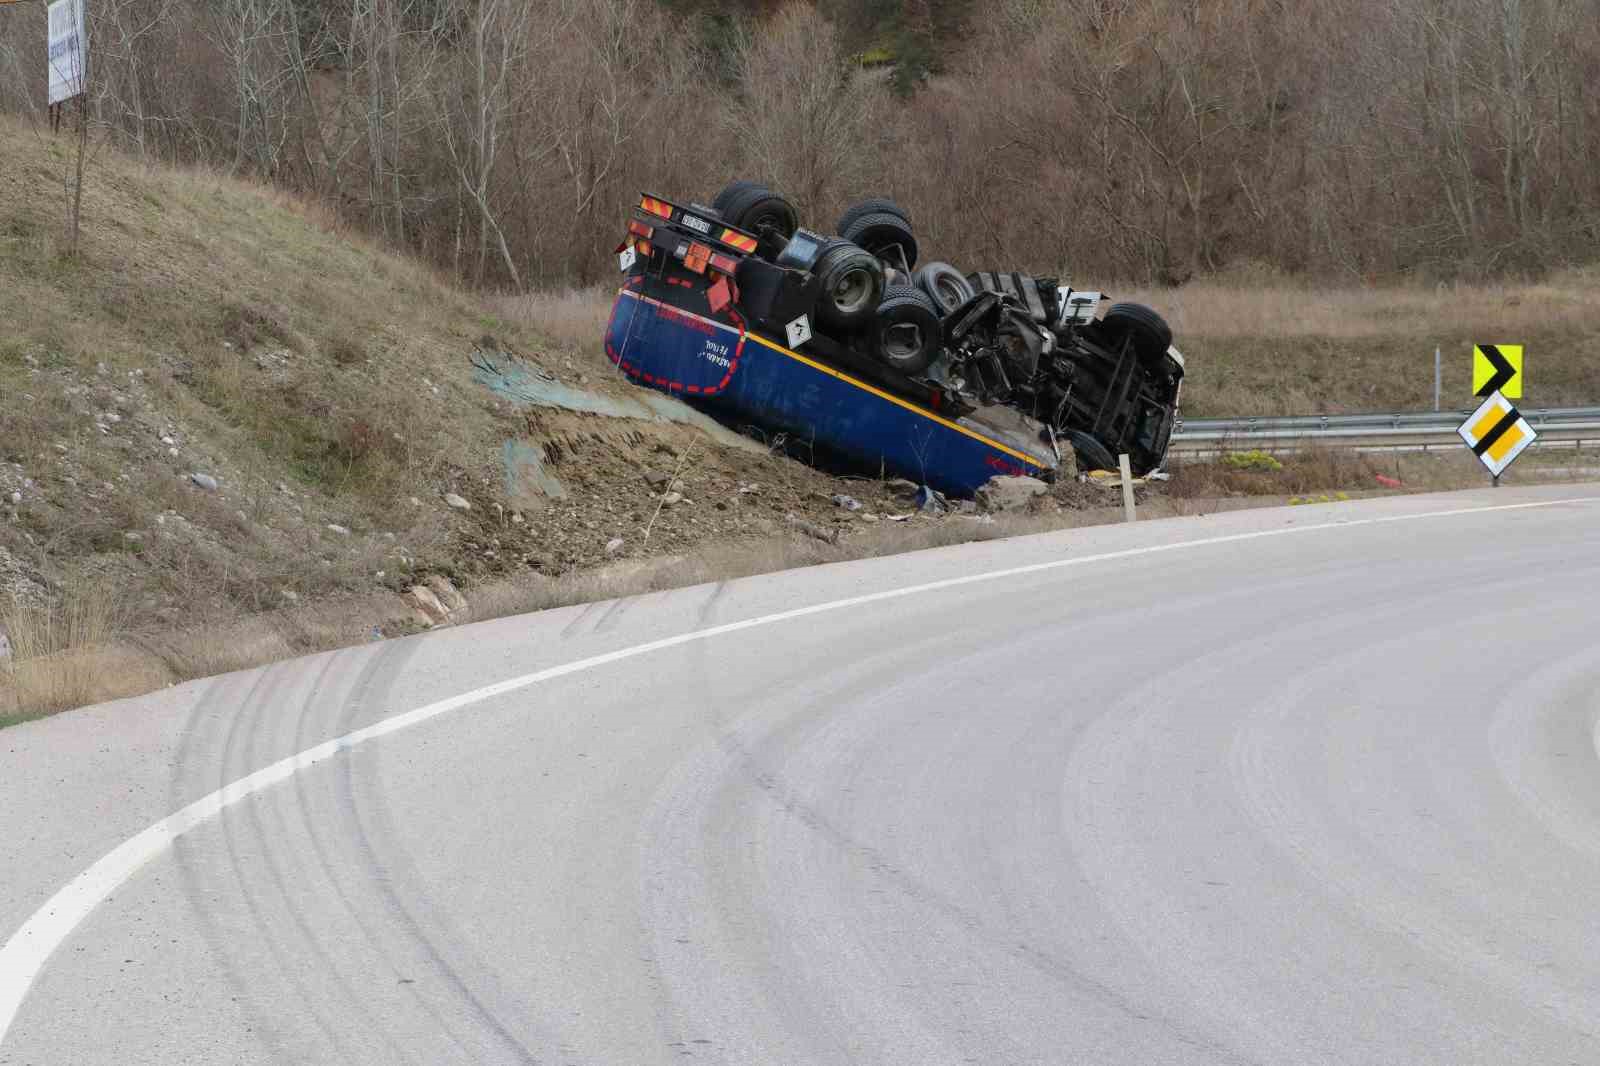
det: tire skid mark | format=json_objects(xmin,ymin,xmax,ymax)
[
  {"xmin": 174, "ymin": 661, "xmax": 359, "ymax": 1062},
  {"xmin": 558, "ymin": 600, "xmax": 603, "ymax": 639},
  {"xmin": 591, "ymin": 595, "xmax": 634, "ymax": 634},
  {"xmin": 170, "ymin": 667, "xmax": 292, "ymax": 1058},
  {"xmin": 319, "ymin": 640, "xmax": 532, "ymax": 1064},
  {"xmin": 222, "ymin": 655, "xmax": 379, "ymax": 1064},
  {"xmin": 266, "ymin": 646, "xmax": 428, "ymax": 1066},
  {"xmin": 652, "ymin": 620, "xmax": 1258, "ymax": 1066},
  {"xmin": 338, "ymin": 700, "xmax": 548, "ymax": 1064}
]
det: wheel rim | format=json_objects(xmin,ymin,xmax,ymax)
[
  {"xmin": 749, "ymin": 209, "xmax": 790, "ymax": 235},
  {"xmin": 935, "ymin": 277, "xmax": 964, "ymax": 310},
  {"xmin": 831, "ymin": 269, "xmax": 874, "ymax": 315},
  {"xmin": 883, "ymin": 322, "xmax": 924, "ymax": 362}
]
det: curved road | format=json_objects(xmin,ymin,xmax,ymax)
[{"xmin": 3, "ymin": 484, "xmax": 1599, "ymax": 1065}]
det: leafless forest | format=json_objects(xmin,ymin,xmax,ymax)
[{"xmin": 3, "ymin": 0, "xmax": 1597, "ymax": 288}]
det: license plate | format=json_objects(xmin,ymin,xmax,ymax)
[{"xmin": 681, "ymin": 213, "xmax": 711, "ymax": 235}]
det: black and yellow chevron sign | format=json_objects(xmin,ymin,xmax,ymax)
[{"xmin": 1473, "ymin": 344, "xmax": 1523, "ymax": 399}]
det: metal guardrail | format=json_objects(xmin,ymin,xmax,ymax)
[{"xmin": 1169, "ymin": 406, "xmax": 1600, "ymax": 457}]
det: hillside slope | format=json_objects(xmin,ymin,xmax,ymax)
[{"xmin": 0, "ymin": 121, "xmax": 934, "ymax": 716}]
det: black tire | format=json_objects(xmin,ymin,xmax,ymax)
[
  {"xmin": 1065, "ymin": 430, "xmax": 1118, "ymax": 473},
  {"xmin": 870, "ymin": 284, "xmax": 942, "ymax": 376},
  {"xmin": 837, "ymin": 197, "xmax": 911, "ymax": 236},
  {"xmin": 724, "ymin": 185, "xmax": 799, "ymax": 240},
  {"xmin": 842, "ymin": 210, "xmax": 919, "ymax": 271},
  {"xmin": 711, "ymin": 180, "xmax": 767, "ymax": 215},
  {"xmin": 914, "ymin": 261, "xmax": 975, "ymax": 316},
  {"xmin": 812, "ymin": 239, "xmax": 885, "ymax": 334},
  {"xmin": 1100, "ymin": 302, "xmax": 1173, "ymax": 365}
]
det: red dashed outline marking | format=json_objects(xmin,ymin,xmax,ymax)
[{"xmin": 605, "ymin": 277, "xmax": 745, "ymax": 396}]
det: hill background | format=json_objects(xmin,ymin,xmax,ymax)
[{"xmin": 5, "ymin": 0, "xmax": 1600, "ymax": 289}]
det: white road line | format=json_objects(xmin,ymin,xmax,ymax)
[{"xmin": 0, "ymin": 495, "xmax": 1591, "ymax": 1045}]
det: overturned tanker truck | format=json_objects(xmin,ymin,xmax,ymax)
[{"xmin": 605, "ymin": 181, "xmax": 1185, "ymax": 497}]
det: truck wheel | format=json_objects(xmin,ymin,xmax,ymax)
[
  {"xmin": 724, "ymin": 185, "xmax": 799, "ymax": 240},
  {"xmin": 914, "ymin": 261, "xmax": 975, "ymax": 315},
  {"xmin": 1064, "ymin": 430, "xmax": 1117, "ymax": 473},
  {"xmin": 837, "ymin": 197, "xmax": 911, "ymax": 235},
  {"xmin": 813, "ymin": 239, "xmax": 885, "ymax": 334},
  {"xmin": 842, "ymin": 211, "xmax": 919, "ymax": 271},
  {"xmin": 871, "ymin": 285, "xmax": 941, "ymax": 376},
  {"xmin": 1100, "ymin": 302, "xmax": 1172, "ymax": 365},
  {"xmin": 711, "ymin": 180, "xmax": 767, "ymax": 215}
]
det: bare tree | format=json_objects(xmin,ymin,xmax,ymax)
[{"xmin": 724, "ymin": 4, "xmax": 878, "ymax": 220}]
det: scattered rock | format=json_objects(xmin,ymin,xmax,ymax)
[
  {"xmin": 884, "ymin": 478, "xmax": 920, "ymax": 500},
  {"xmin": 786, "ymin": 513, "xmax": 840, "ymax": 545},
  {"xmin": 425, "ymin": 575, "xmax": 467, "ymax": 613},
  {"xmin": 409, "ymin": 496, "xmax": 423, "ymax": 507},
  {"xmin": 0, "ymin": 627, "xmax": 10, "ymax": 662},
  {"xmin": 975, "ymin": 475, "xmax": 1049, "ymax": 513},
  {"xmin": 738, "ymin": 483, "xmax": 761, "ymax": 495},
  {"xmin": 443, "ymin": 492, "xmax": 472, "ymax": 511},
  {"xmin": 511, "ymin": 511, "xmax": 525, "ymax": 525},
  {"xmin": 605, "ymin": 537, "xmax": 625, "ymax": 555},
  {"xmin": 190, "ymin": 472, "xmax": 219, "ymax": 491},
  {"xmin": 122, "ymin": 531, "xmax": 142, "ymax": 543},
  {"xmin": 914, "ymin": 485, "xmax": 947, "ymax": 513},
  {"xmin": 831, "ymin": 494, "xmax": 863, "ymax": 511},
  {"xmin": 327, "ymin": 523, "xmax": 351, "ymax": 536},
  {"xmin": 861, "ymin": 512, "xmax": 880, "ymax": 523},
  {"xmin": 7, "ymin": 491, "xmax": 19, "ymax": 505},
  {"xmin": 408, "ymin": 585, "xmax": 449, "ymax": 625},
  {"xmin": 660, "ymin": 491, "xmax": 684, "ymax": 506},
  {"xmin": 643, "ymin": 470, "xmax": 672, "ymax": 490},
  {"xmin": 279, "ymin": 589, "xmax": 299, "ymax": 604}
]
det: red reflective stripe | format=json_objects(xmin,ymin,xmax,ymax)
[{"xmin": 606, "ymin": 286, "xmax": 746, "ymax": 396}]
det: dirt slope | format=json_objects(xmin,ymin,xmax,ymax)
[{"xmin": 0, "ymin": 120, "xmax": 939, "ymax": 717}]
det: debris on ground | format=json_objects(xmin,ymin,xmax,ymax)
[
  {"xmin": 975, "ymin": 475, "xmax": 1050, "ymax": 513},
  {"xmin": 914, "ymin": 485, "xmax": 947, "ymax": 513}
]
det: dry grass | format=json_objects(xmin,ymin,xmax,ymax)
[
  {"xmin": 1117, "ymin": 269, "xmax": 1600, "ymax": 416},
  {"xmin": 492, "ymin": 285, "xmax": 617, "ymax": 371},
  {"xmin": 0, "ymin": 580, "xmax": 148, "ymax": 724},
  {"xmin": 1119, "ymin": 268, "xmax": 1600, "ymax": 341}
]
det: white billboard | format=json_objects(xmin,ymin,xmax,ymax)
[{"xmin": 47, "ymin": 0, "xmax": 86, "ymax": 106}]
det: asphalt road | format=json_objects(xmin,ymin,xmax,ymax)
[{"xmin": 3, "ymin": 484, "xmax": 1599, "ymax": 1065}]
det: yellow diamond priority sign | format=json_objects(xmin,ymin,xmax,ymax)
[{"xmin": 1457, "ymin": 391, "xmax": 1536, "ymax": 478}]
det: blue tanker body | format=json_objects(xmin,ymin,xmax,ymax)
[{"xmin": 605, "ymin": 271, "xmax": 1059, "ymax": 497}]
